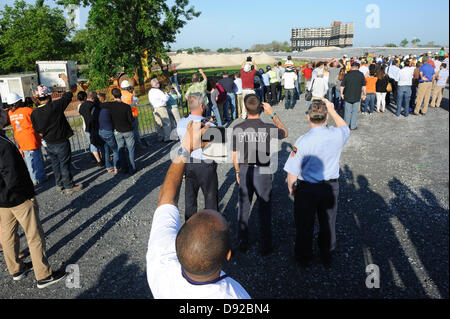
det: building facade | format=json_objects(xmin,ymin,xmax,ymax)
[{"xmin": 291, "ymin": 21, "xmax": 354, "ymax": 51}]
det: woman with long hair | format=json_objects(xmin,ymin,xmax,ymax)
[{"xmin": 375, "ymin": 68, "xmax": 389, "ymax": 112}]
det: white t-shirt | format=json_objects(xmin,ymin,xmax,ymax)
[
  {"xmin": 234, "ymin": 78, "xmax": 243, "ymax": 95},
  {"xmin": 311, "ymin": 77, "xmax": 329, "ymax": 98},
  {"xmin": 148, "ymin": 88, "xmax": 169, "ymax": 108},
  {"xmin": 397, "ymin": 67, "xmax": 415, "ymax": 86},
  {"xmin": 359, "ymin": 65, "xmax": 369, "ymax": 77},
  {"xmin": 282, "ymin": 72, "xmax": 298, "ymax": 89},
  {"xmin": 146, "ymin": 204, "xmax": 251, "ymax": 299}
]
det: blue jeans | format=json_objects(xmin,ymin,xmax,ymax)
[
  {"xmin": 255, "ymin": 88, "xmax": 264, "ymax": 106},
  {"xmin": 99, "ymin": 129, "xmax": 119, "ymax": 170},
  {"xmin": 84, "ymin": 131, "xmax": 99, "ymax": 153},
  {"xmin": 46, "ymin": 140, "xmax": 74, "ymax": 189},
  {"xmin": 115, "ymin": 131, "xmax": 136, "ymax": 171},
  {"xmin": 133, "ymin": 116, "xmax": 145, "ymax": 146},
  {"xmin": 344, "ymin": 101, "xmax": 360, "ymax": 130},
  {"xmin": 225, "ymin": 93, "xmax": 236, "ymax": 120},
  {"xmin": 23, "ymin": 148, "xmax": 47, "ymax": 184},
  {"xmin": 362, "ymin": 93, "xmax": 376, "ymax": 113},
  {"xmin": 327, "ymin": 85, "xmax": 341, "ymax": 107},
  {"xmin": 397, "ymin": 86, "xmax": 412, "ymax": 117},
  {"xmin": 285, "ymin": 89, "xmax": 295, "ymax": 108}
]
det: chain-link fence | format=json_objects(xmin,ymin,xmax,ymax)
[{"xmin": 3, "ymin": 103, "xmax": 186, "ymax": 158}]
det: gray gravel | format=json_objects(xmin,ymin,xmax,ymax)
[{"xmin": 0, "ymin": 89, "xmax": 448, "ymax": 299}]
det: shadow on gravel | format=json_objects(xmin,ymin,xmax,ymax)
[
  {"xmin": 220, "ymin": 154, "xmax": 448, "ymax": 298},
  {"xmin": 45, "ymin": 142, "xmax": 174, "ymax": 264},
  {"xmin": 439, "ymin": 97, "xmax": 449, "ymax": 112},
  {"xmin": 76, "ymin": 254, "xmax": 151, "ymax": 299}
]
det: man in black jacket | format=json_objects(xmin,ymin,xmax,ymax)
[
  {"xmin": 31, "ymin": 74, "xmax": 82, "ymax": 195},
  {"xmin": 0, "ymin": 132, "xmax": 67, "ymax": 288}
]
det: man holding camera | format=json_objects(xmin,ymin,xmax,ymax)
[
  {"xmin": 284, "ymin": 98, "xmax": 350, "ymax": 268},
  {"xmin": 232, "ymin": 94, "xmax": 288, "ymax": 256},
  {"xmin": 240, "ymin": 58, "xmax": 258, "ymax": 120},
  {"xmin": 176, "ymin": 93, "xmax": 218, "ymax": 221}
]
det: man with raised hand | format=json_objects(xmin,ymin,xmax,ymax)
[{"xmin": 147, "ymin": 121, "xmax": 250, "ymax": 299}]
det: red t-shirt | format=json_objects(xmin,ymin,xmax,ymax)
[
  {"xmin": 302, "ymin": 68, "xmax": 312, "ymax": 80},
  {"xmin": 241, "ymin": 69, "xmax": 257, "ymax": 89}
]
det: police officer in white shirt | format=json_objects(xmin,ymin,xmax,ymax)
[
  {"xmin": 284, "ymin": 98, "xmax": 350, "ymax": 267},
  {"xmin": 148, "ymin": 78, "xmax": 172, "ymax": 142},
  {"xmin": 177, "ymin": 93, "xmax": 218, "ymax": 220},
  {"xmin": 147, "ymin": 121, "xmax": 250, "ymax": 299}
]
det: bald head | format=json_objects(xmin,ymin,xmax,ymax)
[{"xmin": 176, "ymin": 210, "xmax": 231, "ymax": 277}]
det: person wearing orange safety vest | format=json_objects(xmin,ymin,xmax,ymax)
[
  {"xmin": 6, "ymin": 92, "xmax": 47, "ymax": 185},
  {"xmin": 120, "ymin": 80, "xmax": 147, "ymax": 149}
]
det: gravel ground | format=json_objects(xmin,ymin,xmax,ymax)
[{"xmin": 0, "ymin": 89, "xmax": 448, "ymax": 299}]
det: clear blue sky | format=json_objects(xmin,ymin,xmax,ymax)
[{"xmin": 2, "ymin": 0, "xmax": 449, "ymax": 50}]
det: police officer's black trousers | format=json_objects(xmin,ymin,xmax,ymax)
[
  {"xmin": 293, "ymin": 180, "xmax": 339, "ymax": 261},
  {"xmin": 238, "ymin": 165, "xmax": 272, "ymax": 250},
  {"xmin": 184, "ymin": 161, "xmax": 218, "ymax": 220}
]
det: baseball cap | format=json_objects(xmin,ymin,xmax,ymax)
[
  {"xmin": 351, "ymin": 61, "xmax": 360, "ymax": 67},
  {"xmin": 6, "ymin": 92, "xmax": 23, "ymax": 105},
  {"xmin": 120, "ymin": 80, "xmax": 131, "ymax": 89},
  {"xmin": 266, "ymin": 65, "xmax": 271, "ymax": 70},
  {"xmin": 34, "ymin": 85, "xmax": 52, "ymax": 98}
]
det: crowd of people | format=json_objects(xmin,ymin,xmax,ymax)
[{"xmin": 0, "ymin": 49, "xmax": 448, "ymax": 296}]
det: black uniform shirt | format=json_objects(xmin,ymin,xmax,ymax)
[{"xmin": 232, "ymin": 118, "xmax": 285, "ymax": 167}]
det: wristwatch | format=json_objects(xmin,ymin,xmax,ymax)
[{"xmin": 177, "ymin": 146, "xmax": 190, "ymax": 160}]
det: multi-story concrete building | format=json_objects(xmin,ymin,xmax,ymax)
[{"xmin": 291, "ymin": 21, "xmax": 354, "ymax": 51}]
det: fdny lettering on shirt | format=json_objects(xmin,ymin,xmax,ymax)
[{"xmin": 237, "ymin": 131, "xmax": 269, "ymax": 143}]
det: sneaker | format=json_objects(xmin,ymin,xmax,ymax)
[
  {"xmin": 65, "ymin": 184, "xmax": 83, "ymax": 195},
  {"xmin": 37, "ymin": 270, "xmax": 67, "ymax": 289},
  {"xmin": 13, "ymin": 262, "xmax": 33, "ymax": 281}
]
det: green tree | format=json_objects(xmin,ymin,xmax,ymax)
[
  {"xmin": 0, "ymin": 0, "xmax": 72, "ymax": 74},
  {"xmin": 384, "ymin": 43, "xmax": 398, "ymax": 47},
  {"xmin": 400, "ymin": 38, "xmax": 409, "ymax": 47},
  {"xmin": 67, "ymin": 29, "xmax": 90, "ymax": 64},
  {"xmin": 58, "ymin": 0, "xmax": 200, "ymax": 89},
  {"xmin": 411, "ymin": 38, "xmax": 421, "ymax": 47}
]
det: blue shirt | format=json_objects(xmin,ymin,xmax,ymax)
[
  {"xmin": 419, "ymin": 63, "xmax": 435, "ymax": 83},
  {"xmin": 284, "ymin": 126, "xmax": 350, "ymax": 183},
  {"xmin": 262, "ymin": 73, "xmax": 270, "ymax": 86}
]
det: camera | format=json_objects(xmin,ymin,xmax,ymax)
[
  {"xmin": 247, "ymin": 56, "xmax": 252, "ymax": 62},
  {"xmin": 258, "ymin": 102, "xmax": 265, "ymax": 114}
]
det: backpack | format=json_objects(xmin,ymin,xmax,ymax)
[{"xmin": 215, "ymin": 83, "xmax": 228, "ymax": 104}]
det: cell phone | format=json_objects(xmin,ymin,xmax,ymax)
[{"xmin": 202, "ymin": 127, "xmax": 226, "ymax": 144}]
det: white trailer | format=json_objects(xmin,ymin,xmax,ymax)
[
  {"xmin": 36, "ymin": 61, "xmax": 78, "ymax": 89},
  {"xmin": 0, "ymin": 73, "xmax": 39, "ymax": 104}
]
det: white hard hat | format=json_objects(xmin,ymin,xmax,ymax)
[
  {"xmin": 6, "ymin": 92, "xmax": 23, "ymax": 105},
  {"xmin": 243, "ymin": 63, "xmax": 251, "ymax": 73},
  {"xmin": 120, "ymin": 80, "xmax": 131, "ymax": 89}
]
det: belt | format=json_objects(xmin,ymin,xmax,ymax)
[
  {"xmin": 241, "ymin": 163, "xmax": 258, "ymax": 167},
  {"xmin": 299, "ymin": 179, "xmax": 338, "ymax": 184}
]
